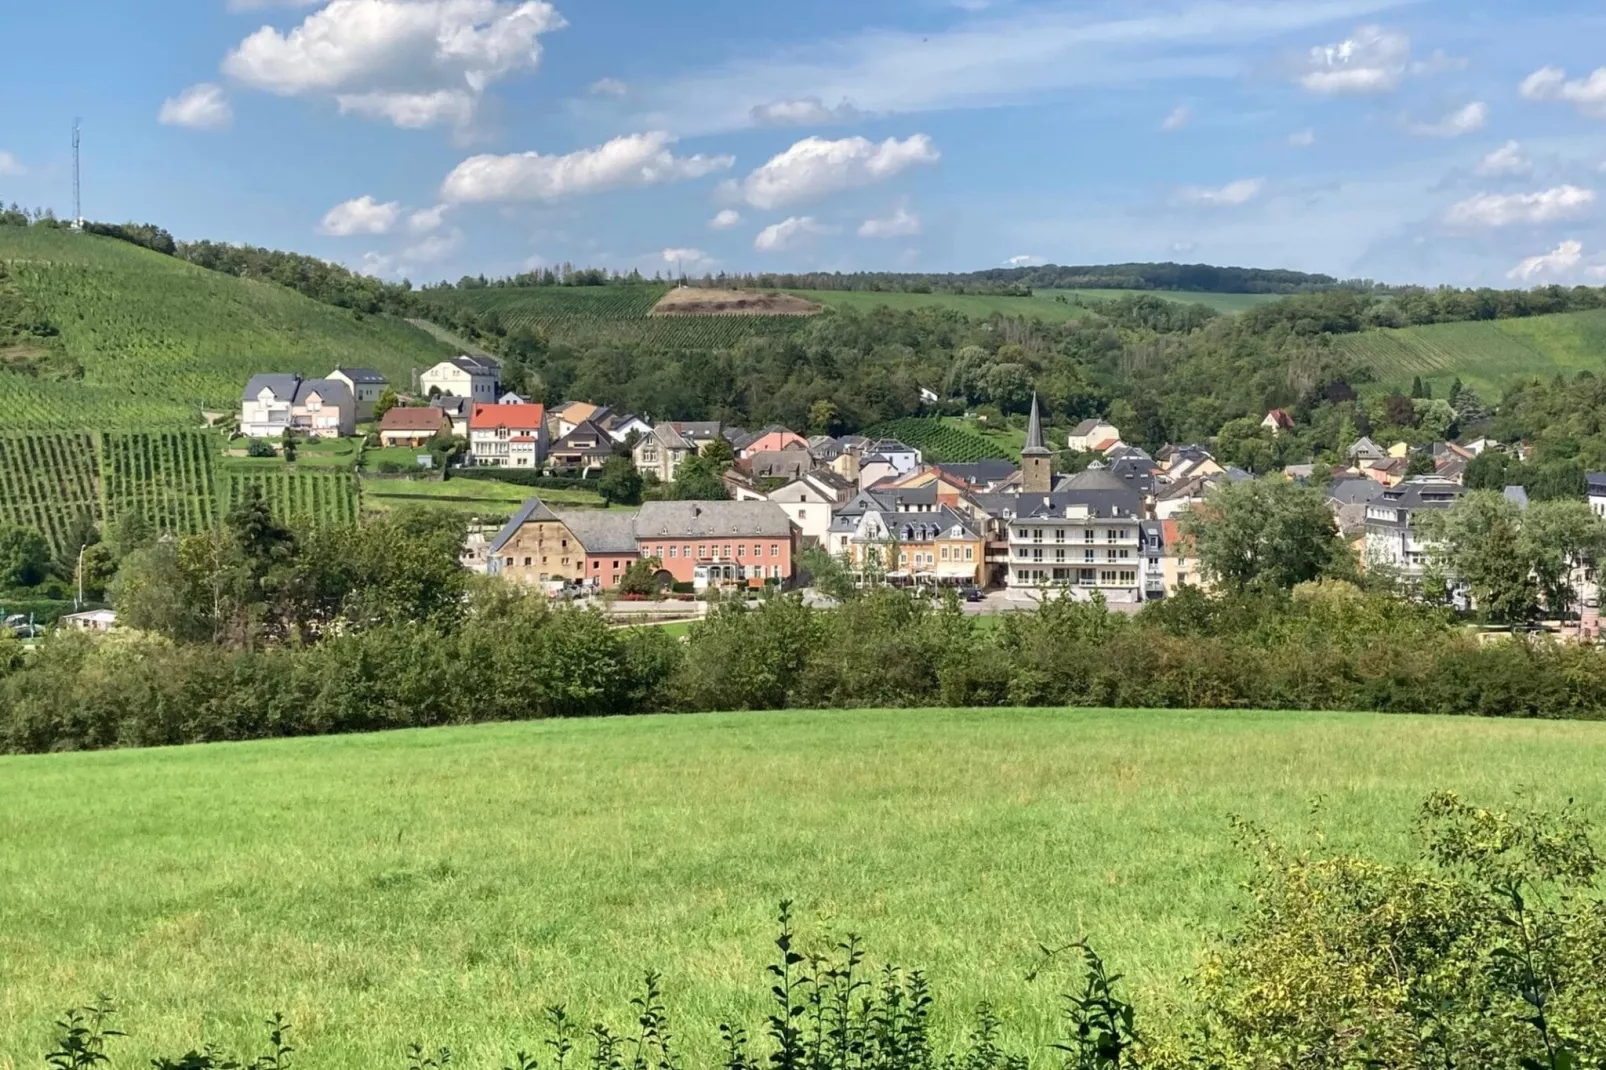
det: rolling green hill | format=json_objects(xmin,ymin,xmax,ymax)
[
  {"xmin": 1338, "ymin": 309, "xmax": 1606, "ymax": 397},
  {"xmin": 794, "ymin": 287, "xmax": 1282, "ymax": 321},
  {"xmin": 0, "ymin": 226, "xmax": 453, "ymax": 431}
]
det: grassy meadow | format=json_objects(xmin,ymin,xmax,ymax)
[
  {"xmin": 794, "ymin": 288, "xmax": 1282, "ymax": 321},
  {"xmin": 2, "ymin": 707, "xmax": 1603, "ymax": 1067},
  {"xmin": 360, "ymin": 475, "xmax": 617, "ymax": 521}
]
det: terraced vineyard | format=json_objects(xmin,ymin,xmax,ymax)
[
  {"xmin": 0, "ymin": 433, "xmax": 102, "ymax": 554},
  {"xmin": 101, "ymin": 431, "xmax": 219, "ymax": 533},
  {"xmin": 1338, "ymin": 309, "xmax": 1606, "ymax": 396},
  {"xmin": 862, "ymin": 418, "xmax": 1012, "ymax": 462},
  {"xmin": 0, "ymin": 226, "xmax": 453, "ymax": 429},
  {"xmin": 421, "ymin": 284, "xmax": 810, "ymax": 348},
  {"xmin": 221, "ymin": 469, "xmax": 359, "ymax": 527}
]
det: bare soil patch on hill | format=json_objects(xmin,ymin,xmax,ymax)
[{"xmin": 650, "ymin": 287, "xmax": 822, "ymax": 316}]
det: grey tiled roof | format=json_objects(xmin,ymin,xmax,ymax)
[
  {"xmin": 556, "ymin": 510, "xmax": 640, "ymax": 554},
  {"xmin": 334, "ymin": 367, "xmax": 387, "ymax": 383},
  {"xmin": 635, "ymin": 500, "xmax": 793, "ymax": 539},
  {"xmin": 487, "ymin": 497, "xmax": 561, "ymax": 554},
  {"xmin": 243, "ymin": 374, "xmax": 302, "ymax": 401}
]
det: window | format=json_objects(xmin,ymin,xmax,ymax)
[
  {"xmin": 799, "ymin": 508, "xmax": 807, "ymax": 519},
  {"xmin": 1119, "ymin": 571, "xmax": 1136, "ymax": 585},
  {"xmin": 683, "ymin": 545, "xmax": 691, "ymax": 558},
  {"xmin": 771, "ymin": 544, "xmax": 780, "ymax": 556},
  {"xmin": 1100, "ymin": 571, "xmax": 1117, "ymax": 585},
  {"xmin": 941, "ymin": 547, "xmax": 950, "ymax": 561},
  {"xmin": 698, "ymin": 545, "xmax": 707, "ymax": 558},
  {"xmin": 725, "ymin": 545, "xmax": 733, "ymax": 558},
  {"xmin": 504, "ymin": 556, "xmax": 513, "ymax": 567},
  {"xmin": 613, "ymin": 559, "xmax": 622, "ymax": 570},
  {"xmin": 965, "ymin": 547, "xmax": 974, "ymax": 561},
  {"xmin": 593, "ymin": 561, "xmax": 600, "ymax": 570},
  {"xmin": 737, "ymin": 544, "xmax": 746, "ymax": 557},
  {"xmin": 668, "ymin": 546, "xmax": 678, "ymax": 558}
]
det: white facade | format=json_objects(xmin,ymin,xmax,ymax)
[
  {"xmin": 769, "ymin": 477, "xmax": 845, "ymax": 546},
  {"xmin": 1067, "ymin": 420, "xmax": 1121, "ymax": 453},
  {"xmin": 241, "ymin": 386, "xmax": 292, "ymax": 439},
  {"xmin": 421, "ymin": 359, "xmax": 498, "ymax": 401},
  {"xmin": 1006, "ymin": 508, "xmax": 1142, "ymax": 600},
  {"xmin": 328, "ymin": 369, "xmax": 386, "ymax": 419}
]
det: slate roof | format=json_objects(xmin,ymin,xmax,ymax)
[
  {"xmin": 933, "ymin": 459, "xmax": 1019, "ymax": 487},
  {"xmin": 451, "ymin": 355, "xmax": 501, "ymax": 374},
  {"xmin": 1589, "ymin": 472, "xmax": 1606, "ymax": 495},
  {"xmin": 670, "ymin": 421, "xmax": 724, "ymax": 442},
  {"xmin": 432, "ymin": 396, "xmax": 471, "ymax": 418},
  {"xmin": 334, "ymin": 367, "xmax": 387, "ymax": 384},
  {"xmin": 1327, "ymin": 477, "xmax": 1387, "ymax": 506},
  {"xmin": 747, "ymin": 450, "xmax": 817, "ymax": 480},
  {"xmin": 487, "ymin": 497, "xmax": 561, "ymax": 554},
  {"xmin": 380, "ymin": 407, "xmax": 449, "ymax": 432},
  {"xmin": 244, "ymin": 374, "xmax": 302, "ymax": 402},
  {"xmin": 635, "ymin": 500, "xmax": 794, "ymax": 539},
  {"xmin": 1022, "ymin": 394, "xmax": 1049, "ymax": 456},
  {"xmin": 556, "ymin": 510, "xmax": 640, "ymax": 554}
]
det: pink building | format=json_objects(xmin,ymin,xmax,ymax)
[{"xmin": 633, "ymin": 501, "xmax": 798, "ymax": 588}]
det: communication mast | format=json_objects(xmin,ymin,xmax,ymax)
[{"xmin": 71, "ymin": 119, "xmax": 82, "ymax": 229}]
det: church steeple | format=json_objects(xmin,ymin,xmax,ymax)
[{"xmin": 1020, "ymin": 392, "xmax": 1052, "ymax": 494}]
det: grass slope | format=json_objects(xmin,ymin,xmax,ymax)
[
  {"xmin": 1339, "ymin": 309, "xmax": 1606, "ymax": 397},
  {"xmin": 1, "ymin": 707, "xmax": 1601, "ymax": 1066},
  {"xmin": 0, "ymin": 227, "xmax": 452, "ymax": 429}
]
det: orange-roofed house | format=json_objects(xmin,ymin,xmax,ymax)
[
  {"xmin": 469, "ymin": 402, "xmax": 548, "ymax": 468},
  {"xmin": 1261, "ymin": 409, "xmax": 1295, "ymax": 435},
  {"xmin": 1159, "ymin": 517, "xmax": 1208, "ymax": 596},
  {"xmin": 737, "ymin": 426, "xmax": 808, "ymax": 458}
]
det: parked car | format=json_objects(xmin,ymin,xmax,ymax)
[
  {"xmin": 4, "ymin": 614, "xmax": 42, "ymax": 638},
  {"xmin": 962, "ymin": 586, "xmax": 984, "ymax": 603}
]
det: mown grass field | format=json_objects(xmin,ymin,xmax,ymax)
[
  {"xmin": 360, "ymin": 476, "xmax": 616, "ymax": 521},
  {"xmin": 0, "ymin": 227, "xmax": 451, "ymax": 430},
  {"xmin": 1, "ymin": 707, "xmax": 1601, "ymax": 1067},
  {"xmin": 1339, "ymin": 308, "xmax": 1606, "ymax": 397}
]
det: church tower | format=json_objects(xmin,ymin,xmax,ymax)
[{"xmin": 1021, "ymin": 393, "xmax": 1052, "ymax": 495}]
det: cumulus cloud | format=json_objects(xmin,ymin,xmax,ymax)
[
  {"xmin": 1161, "ymin": 105, "xmax": 1190, "ymax": 132},
  {"xmin": 318, "ymin": 195, "xmax": 402, "ymax": 236},
  {"xmin": 1519, "ymin": 66, "xmax": 1606, "ymax": 118},
  {"xmin": 1404, "ymin": 101, "xmax": 1487, "ymax": 139},
  {"xmin": 750, "ymin": 97, "xmax": 863, "ymax": 127},
  {"xmin": 400, "ymin": 227, "xmax": 463, "ymax": 264},
  {"xmin": 1444, "ymin": 185, "xmax": 1595, "ymax": 228},
  {"xmin": 0, "ymin": 151, "xmax": 24, "ymax": 176},
  {"xmin": 733, "ymin": 134, "xmax": 938, "ymax": 210},
  {"xmin": 1507, "ymin": 239, "xmax": 1583, "ymax": 282},
  {"xmin": 858, "ymin": 204, "xmax": 922, "ymax": 239},
  {"xmin": 158, "ymin": 83, "xmax": 234, "ymax": 130},
  {"xmin": 1287, "ymin": 128, "xmax": 1316, "ymax": 148},
  {"xmin": 222, "ymin": 0, "xmax": 567, "ymax": 129},
  {"xmin": 441, "ymin": 131, "xmax": 734, "ymax": 202},
  {"xmin": 662, "ymin": 247, "xmax": 710, "ymax": 266},
  {"xmin": 589, "ymin": 77, "xmax": 628, "ymax": 97},
  {"xmin": 408, "ymin": 204, "xmax": 450, "ymax": 233},
  {"xmin": 708, "ymin": 208, "xmax": 743, "ymax": 230},
  {"xmin": 1297, "ymin": 25, "xmax": 1410, "ymax": 95},
  {"xmin": 1005, "ymin": 254, "xmax": 1044, "ymax": 267},
  {"xmin": 754, "ymin": 216, "xmax": 832, "ymax": 252},
  {"xmin": 1475, "ymin": 141, "xmax": 1532, "ymax": 178},
  {"xmin": 1172, "ymin": 178, "xmax": 1264, "ymax": 207}
]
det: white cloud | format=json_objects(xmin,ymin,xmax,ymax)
[
  {"xmin": 1160, "ymin": 105, "xmax": 1190, "ymax": 131},
  {"xmin": 1475, "ymin": 140, "xmax": 1531, "ymax": 178},
  {"xmin": 754, "ymin": 216, "xmax": 832, "ymax": 252},
  {"xmin": 318, "ymin": 194, "xmax": 402, "ymax": 236},
  {"xmin": 408, "ymin": 204, "xmax": 450, "ymax": 232},
  {"xmin": 336, "ymin": 90, "xmax": 476, "ymax": 129},
  {"xmin": 1171, "ymin": 241, "xmax": 1197, "ymax": 255},
  {"xmin": 222, "ymin": 0, "xmax": 567, "ymax": 129},
  {"xmin": 1507, "ymin": 239, "xmax": 1583, "ymax": 282},
  {"xmin": 858, "ymin": 204, "xmax": 922, "ymax": 238},
  {"xmin": 158, "ymin": 83, "xmax": 234, "ymax": 131},
  {"xmin": 1005, "ymin": 254, "xmax": 1044, "ymax": 267},
  {"xmin": 1297, "ymin": 25, "xmax": 1410, "ymax": 95},
  {"xmin": 1410, "ymin": 49, "xmax": 1467, "ymax": 76},
  {"xmin": 646, "ymin": 0, "xmax": 1402, "ymax": 136},
  {"xmin": 708, "ymin": 208, "xmax": 743, "ymax": 230},
  {"xmin": 589, "ymin": 77, "xmax": 629, "ymax": 97},
  {"xmin": 0, "ymin": 151, "xmax": 24, "ymax": 176},
  {"xmin": 662, "ymin": 247, "xmax": 711, "ymax": 266},
  {"xmin": 1173, "ymin": 178, "xmax": 1264, "ymax": 206},
  {"xmin": 441, "ymin": 131, "xmax": 734, "ymax": 202},
  {"xmin": 1404, "ymin": 101, "xmax": 1487, "ymax": 139},
  {"xmin": 399, "ymin": 227, "xmax": 463, "ymax": 265},
  {"xmin": 1518, "ymin": 66, "xmax": 1606, "ymax": 118},
  {"xmin": 1444, "ymin": 185, "xmax": 1595, "ymax": 228},
  {"xmin": 750, "ymin": 98, "xmax": 863, "ymax": 126},
  {"xmin": 1287, "ymin": 128, "xmax": 1316, "ymax": 148},
  {"xmin": 734, "ymin": 134, "xmax": 938, "ymax": 210}
]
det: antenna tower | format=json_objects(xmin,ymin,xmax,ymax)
[{"xmin": 72, "ymin": 119, "xmax": 82, "ymax": 228}]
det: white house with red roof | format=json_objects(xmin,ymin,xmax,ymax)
[{"xmin": 469, "ymin": 402, "xmax": 548, "ymax": 468}]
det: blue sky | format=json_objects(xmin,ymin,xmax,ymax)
[{"xmin": 2, "ymin": 0, "xmax": 1605, "ymax": 287}]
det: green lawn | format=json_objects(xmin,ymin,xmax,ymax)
[
  {"xmin": 360, "ymin": 475, "xmax": 618, "ymax": 520},
  {"xmin": 1, "ymin": 707, "xmax": 1602, "ymax": 1066}
]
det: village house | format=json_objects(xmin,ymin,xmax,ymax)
[
  {"xmin": 468, "ymin": 402, "xmax": 548, "ymax": 468},
  {"xmin": 1261, "ymin": 409, "xmax": 1295, "ymax": 435},
  {"xmin": 421, "ymin": 355, "xmax": 500, "ymax": 401},
  {"xmin": 722, "ymin": 468, "xmax": 769, "ymax": 501},
  {"xmin": 1158, "ymin": 518, "xmax": 1204, "ymax": 597},
  {"xmin": 484, "ymin": 499, "xmax": 587, "ymax": 588},
  {"xmin": 551, "ymin": 401, "xmax": 610, "ymax": 439},
  {"xmin": 548, "ymin": 418, "xmax": 616, "ymax": 474},
  {"xmin": 604, "ymin": 413, "xmax": 653, "ymax": 443},
  {"xmin": 633, "ymin": 424, "xmax": 696, "ymax": 483},
  {"xmin": 378, "ymin": 405, "xmax": 451, "ymax": 447},
  {"xmin": 239, "ymin": 374, "xmax": 355, "ymax": 439},
  {"xmin": 827, "ymin": 491, "xmax": 986, "ymax": 586},
  {"xmin": 745, "ymin": 448, "xmax": 817, "ymax": 483},
  {"xmin": 1364, "ymin": 477, "xmax": 1465, "ymax": 581},
  {"xmin": 768, "ymin": 470, "xmax": 857, "ymax": 545},
  {"xmin": 736, "ymin": 426, "xmax": 808, "ymax": 458},
  {"xmin": 634, "ymin": 500, "xmax": 798, "ymax": 589},
  {"xmin": 993, "ymin": 467, "xmax": 1147, "ymax": 600},
  {"xmin": 672, "ymin": 421, "xmax": 727, "ymax": 452},
  {"xmin": 1589, "ymin": 472, "xmax": 1606, "ymax": 519},
  {"xmin": 432, "ymin": 396, "xmax": 471, "ymax": 437},
  {"xmin": 1067, "ymin": 418, "xmax": 1121, "ymax": 453},
  {"xmin": 864, "ymin": 439, "xmax": 922, "ymax": 475},
  {"xmin": 328, "ymin": 367, "xmax": 388, "ymax": 420},
  {"xmin": 561, "ymin": 511, "xmax": 641, "ymax": 589}
]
